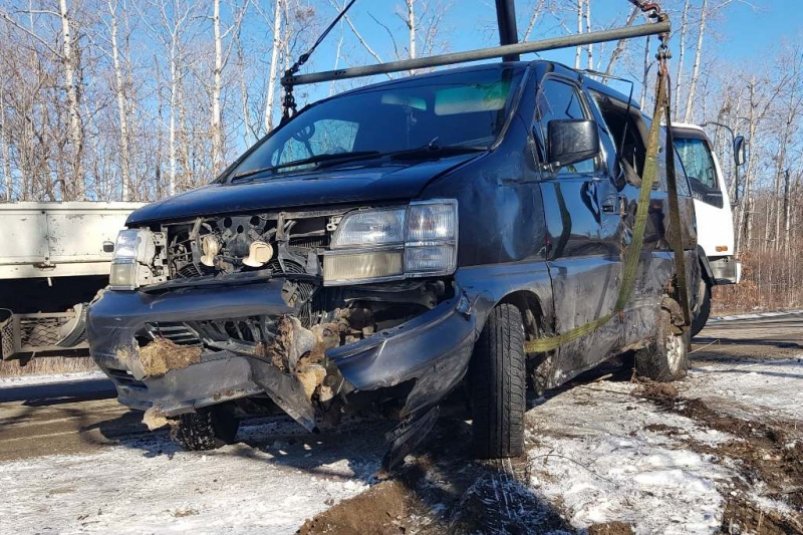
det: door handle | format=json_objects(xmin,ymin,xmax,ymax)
[{"xmin": 602, "ymin": 195, "xmax": 626, "ymax": 215}]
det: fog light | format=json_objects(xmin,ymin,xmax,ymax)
[
  {"xmin": 323, "ymin": 250, "xmax": 403, "ymax": 285},
  {"xmin": 109, "ymin": 260, "xmax": 139, "ymax": 290}
]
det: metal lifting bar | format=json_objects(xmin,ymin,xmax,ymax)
[{"xmin": 282, "ymin": 20, "xmax": 670, "ymax": 87}]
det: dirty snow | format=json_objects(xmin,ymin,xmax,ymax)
[
  {"xmin": 682, "ymin": 357, "xmax": 803, "ymax": 421},
  {"xmin": 523, "ymin": 357, "xmax": 803, "ymax": 534},
  {"xmin": 0, "ymin": 370, "xmax": 106, "ymax": 388},
  {"xmin": 525, "ymin": 380, "xmax": 731, "ymax": 534},
  {"xmin": 0, "ymin": 420, "xmax": 381, "ymax": 534},
  {"xmin": 711, "ymin": 309, "xmax": 803, "ymax": 322}
]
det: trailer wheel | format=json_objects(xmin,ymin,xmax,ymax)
[
  {"xmin": 635, "ymin": 309, "xmax": 689, "ymax": 382},
  {"xmin": 171, "ymin": 407, "xmax": 240, "ymax": 451},
  {"xmin": 469, "ymin": 303, "xmax": 526, "ymax": 459},
  {"xmin": 690, "ymin": 279, "xmax": 711, "ymax": 337}
]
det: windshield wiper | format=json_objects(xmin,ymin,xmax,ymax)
[
  {"xmin": 386, "ymin": 138, "xmax": 486, "ymax": 160},
  {"xmin": 231, "ymin": 151, "xmax": 382, "ymax": 182}
]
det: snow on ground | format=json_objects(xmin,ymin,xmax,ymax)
[
  {"xmin": 683, "ymin": 357, "xmax": 803, "ymax": 422},
  {"xmin": 0, "ymin": 419, "xmax": 382, "ymax": 534},
  {"xmin": 711, "ymin": 309, "xmax": 803, "ymax": 322},
  {"xmin": 525, "ymin": 380, "xmax": 731, "ymax": 535},
  {"xmin": 0, "ymin": 370, "xmax": 106, "ymax": 388}
]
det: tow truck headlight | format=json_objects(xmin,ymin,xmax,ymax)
[
  {"xmin": 324, "ymin": 199, "xmax": 457, "ymax": 285},
  {"xmin": 109, "ymin": 229, "xmax": 156, "ymax": 290}
]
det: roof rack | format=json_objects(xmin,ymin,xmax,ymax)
[{"xmin": 282, "ymin": 21, "xmax": 669, "ymax": 88}]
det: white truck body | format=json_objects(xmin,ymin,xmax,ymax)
[
  {"xmin": 0, "ymin": 202, "xmax": 143, "ymax": 280},
  {"xmin": 0, "ymin": 202, "xmax": 143, "ymax": 360},
  {"xmin": 673, "ymin": 124, "xmax": 741, "ymax": 285}
]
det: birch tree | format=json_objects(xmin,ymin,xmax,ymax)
[
  {"xmin": 264, "ymin": 0, "xmax": 283, "ymax": 133},
  {"xmin": 59, "ymin": 0, "xmax": 85, "ymax": 199},
  {"xmin": 104, "ymin": 0, "xmax": 132, "ymax": 200},
  {"xmin": 684, "ymin": 0, "xmax": 708, "ymax": 123}
]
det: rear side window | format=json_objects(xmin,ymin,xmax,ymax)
[{"xmin": 535, "ymin": 79, "xmax": 596, "ymax": 174}]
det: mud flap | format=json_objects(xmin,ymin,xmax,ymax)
[
  {"xmin": 248, "ymin": 359, "xmax": 317, "ymax": 432},
  {"xmin": 382, "ymin": 405, "xmax": 440, "ymax": 470}
]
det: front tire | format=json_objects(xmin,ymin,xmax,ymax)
[
  {"xmin": 690, "ymin": 279, "xmax": 711, "ymax": 337},
  {"xmin": 171, "ymin": 406, "xmax": 240, "ymax": 451},
  {"xmin": 469, "ymin": 303, "xmax": 526, "ymax": 458},
  {"xmin": 635, "ymin": 309, "xmax": 689, "ymax": 382}
]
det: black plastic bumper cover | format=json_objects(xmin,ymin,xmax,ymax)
[{"xmin": 87, "ymin": 280, "xmax": 477, "ymax": 421}]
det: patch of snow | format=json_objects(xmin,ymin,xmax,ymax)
[
  {"xmin": 685, "ymin": 359, "xmax": 803, "ymax": 422},
  {"xmin": 0, "ymin": 370, "xmax": 106, "ymax": 388},
  {"xmin": 526, "ymin": 381, "xmax": 731, "ymax": 534},
  {"xmin": 710, "ymin": 310, "xmax": 803, "ymax": 322},
  {"xmin": 0, "ymin": 421, "xmax": 381, "ymax": 534}
]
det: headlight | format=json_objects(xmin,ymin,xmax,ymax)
[
  {"xmin": 331, "ymin": 208, "xmax": 405, "ymax": 248},
  {"xmin": 109, "ymin": 229, "xmax": 157, "ymax": 290},
  {"xmin": 325, "ymin": 199, "xmax": 457, "ymax": 285}
]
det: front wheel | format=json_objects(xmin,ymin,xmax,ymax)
[
  {"xmin": 690, "ymin": 279, "xmax": 712, "ymax": 337},
  {"xmin": 171, "ymin": 406, "xmax": 240, "ymax": 451},
  {"xmin": 635, "ymin": 309, "xmax": 689, "ymax": 382},
  {"xmin": 469, "ymin": 303, "xmax": 526, "ymax": 458}
]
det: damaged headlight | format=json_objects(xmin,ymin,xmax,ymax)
[
  {"xmin": 109, "ymin": 229, "xmax": 157, "ymax": 290},
  {"xmin": 324, "ymin": 199, "xmax": 458, "ymax": 285}
]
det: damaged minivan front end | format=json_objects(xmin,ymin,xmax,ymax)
[{"xmin": 87, "ymin": 199, "xmax": 478, "ymax": 464}]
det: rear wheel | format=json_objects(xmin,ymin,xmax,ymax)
[
  {"xmin": 635, "ymin": 309, "xmax": 689, "ymax": 382},
  {"xmin": 469, "ymin": 303, "xmax": 526, "ymax": 458},
  {"xmin": 171, "ymin": 406, "xmax": 240, "ymax": 451},
  {"xmin": 691, "ymin": 279, "xmax": 712, "ymax": 337}
]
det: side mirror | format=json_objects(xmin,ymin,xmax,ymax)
[
  {"xmin": 547, "ymin": 119, "xmax": 599, "ymax": 167},
  {"xmin": 734, "ymin": 135, "xmax": 746, "ymax": 166}
]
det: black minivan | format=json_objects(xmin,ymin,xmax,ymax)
[{"xmin": 87, "ymin": 60, "xmax": 700, "ymax": 464}]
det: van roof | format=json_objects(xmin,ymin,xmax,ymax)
[{"xmin": 331, "ymin": 60, "xmax": 640, "ymax": 110}]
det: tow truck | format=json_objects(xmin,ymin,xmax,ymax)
[{"xmin": 673, "ymin": 123, "xmax": 746, "ymax": 335}]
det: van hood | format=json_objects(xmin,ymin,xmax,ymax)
[{"xmin": 127, "ymin": 154, "xmax": 478, "ymax": 226}]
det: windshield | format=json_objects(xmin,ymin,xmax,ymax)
[
  {"xmin": 674, "ymin": 136, "xmax": 718, "ymax": 191},
  {"xmin": 228, "ymin": 66, "xmax": 524, "ymax": 181}
]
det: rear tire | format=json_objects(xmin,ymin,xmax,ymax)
[
  {"xmin": 171, "ymin": 407, "xmax": 240, "ymax": 451},
  {"xmin": 469, "ymin": 303, "xmax": 526, "ymax": 458},
  {"xmin": 690, "ymin": 279, "xmax": 711, "ymax": 337},
  {"xmin": 635, "ymin": 309, "xmax": 689, "ymax": 382}
]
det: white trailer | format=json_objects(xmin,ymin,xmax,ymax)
[
  {"xmin": 0, "ymin": 202, "xmax": 143, "ymax": 361},
  {"xmin": 672, "ymin": 124, "xmax": 746, "ymax": 335}
]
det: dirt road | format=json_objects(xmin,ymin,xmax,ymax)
[{"xmin": 0, "ymin": 312, "xmax": 801, "ymax": 534}]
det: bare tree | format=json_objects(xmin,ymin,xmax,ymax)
[
  {"xmin": 673, "ymin": 0, "xmax": 690, "ymax": 120},
  {"xmin": 684, "ymin": 0, "xmax": 708, "ymax": 123},
  {"xmin": 104, "ymin": 0, "xmax": 132, "ymax": 200},
  {"xmin": 264, "ymin": 0, "xmax": 283, "ymax": 133}
]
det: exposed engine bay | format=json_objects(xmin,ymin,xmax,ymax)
[{"xmin": 163, "ymin": 210, "xmax": 337, "ymax": 280}]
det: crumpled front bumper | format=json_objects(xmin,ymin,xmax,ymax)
[{"xmin": 86, "ymin": 279, "xmax": 477, "ymax": 424}]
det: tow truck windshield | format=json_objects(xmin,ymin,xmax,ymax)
[{"xmin": 228, "ymin": 66, "xmax": 524, "ymax": 181}]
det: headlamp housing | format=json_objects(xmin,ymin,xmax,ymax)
[
  {"xmin": 109, "ymin": 229, "xmax": 158, "ymax": 290},
  {"xmin": 324, "ymin": 199, "xmax": 458, "ymax": 285}
]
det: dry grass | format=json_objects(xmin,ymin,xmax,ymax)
[
  {"xmin": 713, "ymin": 250, "xmax": 803, "ymax": 315},
  {"xmin": 0, "ymin": 356, "xmax": 98, "ymax": 378}
]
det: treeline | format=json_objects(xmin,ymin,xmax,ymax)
[{"xmin": 0, "ymin": 0, "xmax": 801, "ymax": 311}]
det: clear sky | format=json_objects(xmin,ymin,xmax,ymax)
[
  {"xmin": 230, "ymin": 0, "xmax": 803, "ymax": 144},
  {"xmin": 295, "ymin": 0, "xmax": 802, "ymax": 98}
]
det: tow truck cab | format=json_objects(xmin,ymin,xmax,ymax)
[
  {"xmin": 87, "ymin": 61, "xmax": 701, "ymax": 465},
  {"xmin": 672, "ymin": 124, "xmax": 745, "ymax": 334}
]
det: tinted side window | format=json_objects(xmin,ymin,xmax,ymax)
[{"xmin": 535, "ymin": 79, "xmax": 595, "ymax": 174}]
